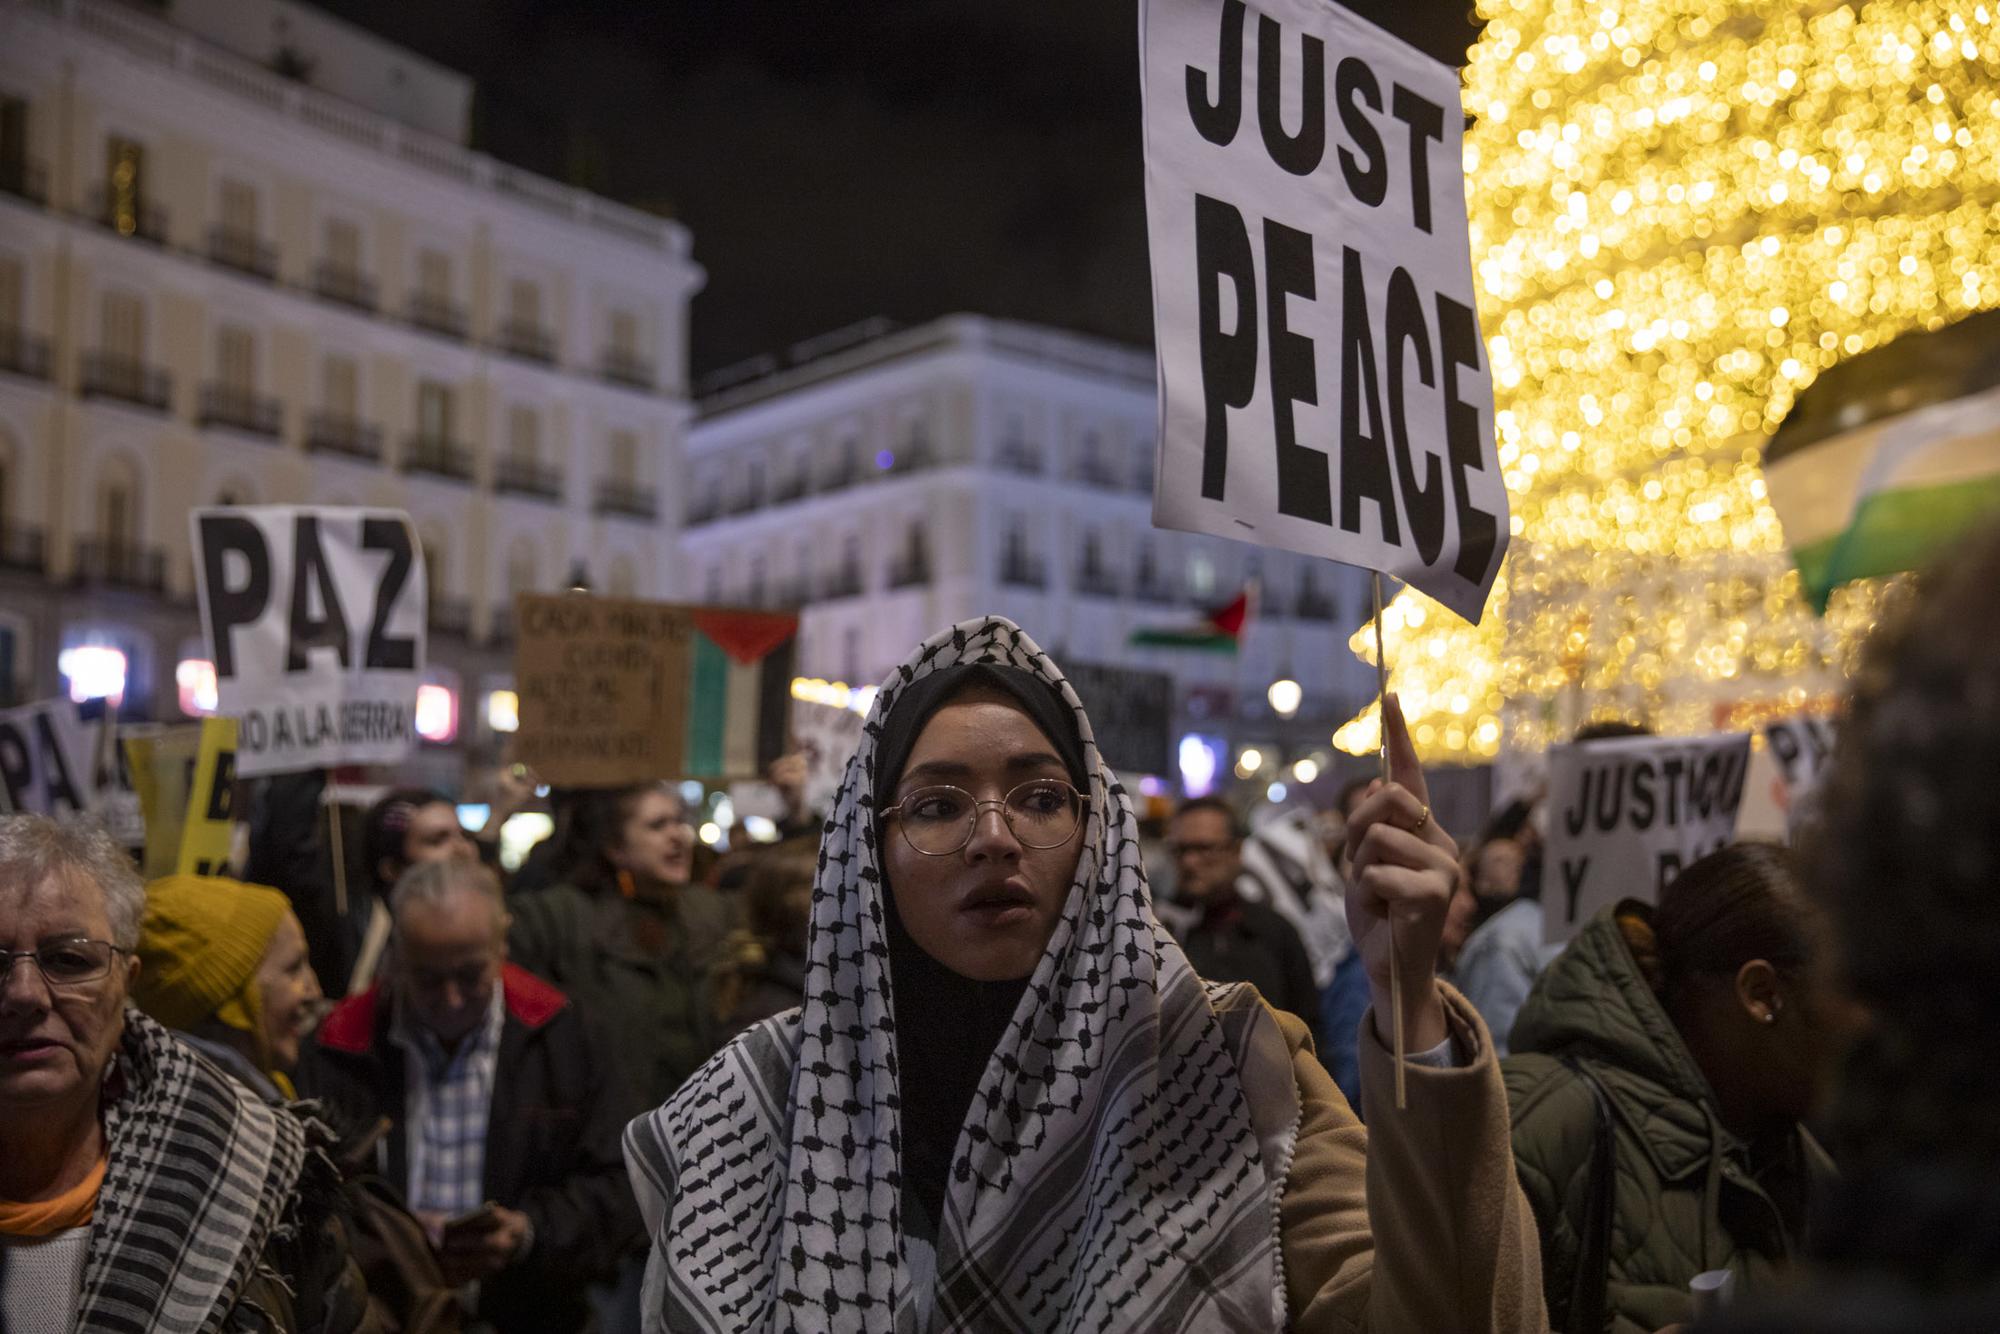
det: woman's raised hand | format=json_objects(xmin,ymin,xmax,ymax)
[{"xmin": 1342, "ymin": 693, "xmax": 1460, "ymax": 1055}]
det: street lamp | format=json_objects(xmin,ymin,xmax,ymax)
[{"xmin": 1267, "ymin": 678, "xmax": 1302, "ymax": 719}]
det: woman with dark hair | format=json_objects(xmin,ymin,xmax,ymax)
[
  {"xmin": 707, "ymin": 847, "xmax": 816, "ymax": 1042},
  {"xmin": 507, "ymin": 783, "xmax": 722, "ymax": 1112},
  {"xmin": 1706, "ymin": 522, "xmax": 2000, "ymax": 1333},
  {"xmin": 626, "ymin": 617, "xmax": 1544, "ymax": 1331},
  {"xmin": 1504, "ymin": 843, "xmax": 1860, "ymax": 1332}
]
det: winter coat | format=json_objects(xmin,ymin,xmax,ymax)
[
  {"xmin": 296, "ymin": 965, "xmax": 642, "ymax": 1334},
  {"xmin": 1504, "ymin": 906, "xmax": 1834, "ymax": 1334},
  {"xmin": 1452, "ymin": 897, "xmax": 1552, "ymax": 1057},
  {"xmin": 1171, "ymin": 892, "xmax": 1327, "ymax": 1053}
]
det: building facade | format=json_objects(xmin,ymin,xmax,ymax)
[
  {"xmin": 684, "ymin": 315, "xmax": 1378, "ymax": 789},
  {"xmin": 0, "ymin": 0, "xmax": 701, "ymax": 777}
]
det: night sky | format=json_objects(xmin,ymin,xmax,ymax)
[{"xmin": 313, "ymin": 1, "xmax": 1480, "ymax": 379}]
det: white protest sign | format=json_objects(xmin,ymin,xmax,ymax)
[
  {"xmin": 1763, "ymin": 715, "xmax": 1837, "ymax": 836},
  {"xmin": 191, "ymin": 506, "xmax": 426, "ymax": 777},
  {"xmin": 1542, "ymin": 732, "xmax": 1752, "ymax": 944},
  {"xmin": 0, "ymin": 698, "xmax": 99, "ymax": 817},
  {"xmin": 1141, "ymin": 0, "xmax": 1507, "ymax": 621}
]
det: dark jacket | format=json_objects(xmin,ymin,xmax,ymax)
[
  {"xmin": 507, "ymin": 881, "xmax": 728, "ymax": 1109},
  {"xmin": 1504, "ymin": 906, "xmax": 1834, "ymax": 1334},
  {"xmin": 1174, "ymin": 892, "xmax": 1326, "ymax": 1052},
  {"xmin": 296, "ymin": 965, "xmax": 641, "ymax": 1334}
]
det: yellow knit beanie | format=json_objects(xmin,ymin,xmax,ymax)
[{"xmin": 134, "ymin": 876, "xmax": 291, "ymax": 1037}]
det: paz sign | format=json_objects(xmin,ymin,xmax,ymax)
[{"xmin": 1141, "ymin": 0, "xmax": 1507, "ymax": 621}]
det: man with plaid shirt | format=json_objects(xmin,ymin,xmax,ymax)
[{"xmin": 300, "ymin": 860, "xmax": 640, "ymax": 1334}]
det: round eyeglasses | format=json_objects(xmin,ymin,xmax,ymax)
[
  {"xmin": 881, "ymin": 779, "xmax": 1084, "ymax": 857},
  {"xmin": 2, "ymin": 938, "xmax": 128, "ymax": 989}
]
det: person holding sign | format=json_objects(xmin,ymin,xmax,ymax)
[
  {"xmin": 624, "ymin": 617, "xmax": 1543, "ymax": 1332},
  {"xmin": 1502, "ymin": 844, "xmax": 1859, "ymax": 1334}
]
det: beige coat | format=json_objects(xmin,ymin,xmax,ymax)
[{"xmin": 1219, "ymin": 981, "xmax": 1547, "ymax": 1333}]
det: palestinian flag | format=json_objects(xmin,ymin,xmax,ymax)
[
  {"xmin": 1765, "ymin": 309, "xmax": 2000, "ymax": 611},
  {"xmin": 1129, "ymin": 589, "xmax": 1250, "ymax": 652},
  {"xmin": 683, "ymin": 609, "xmax": 798, "ymax": 779}
]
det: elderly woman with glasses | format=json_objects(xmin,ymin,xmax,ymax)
[
  {"xmin": 626, "ymin": 618, "xmax": 1545, "ymax": 1332},
  {"xmin": 0, "ymin": 816, "xmax": 369, "ymax": 1334}
]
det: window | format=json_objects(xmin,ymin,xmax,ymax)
[
  {"xmin": 1081, "ymin": 530, "xmax": 1103, "ymax": 575},
  {"xmin": 104, "ymin": 137, "xmax": 144, "ymax": 234},
  {"xmin": 609, "ymin": 555, "xmax": 637, "ymax": 599},
  {"xmin": 218, "ymin": 178, "xmax": 257, "ymax": 235},
  {"xmin": 842, "ymin": 627, "xmax": 861, "ymax": 685},
  {"xmin": 322, "ymin": 355, "xmax": 358, "ymax": 415},
  {"xmin": 609, "ymin": 308, "xmax": 638, "ymax": 356},
  {"xmin": 1003, "ymin": 516, "xmax": 1028, "ymax": 562},
  {"xmin": 215, "ymin": 324, "xmax": 255, "ymax": 391},
  {"xmin": 0, "ymin": 96, "xmax": 26, "ymax": 184},
  {"xmin": 0, "ymin": 255, "xmax": 21, "ymax": 330},
  {"xmin": 422, "ymin": 540, "xmax": 445, "ymax": 601},
  {"xmin": 417, "ymin": 248, "xmax": 451, "ymax": 300},
  {"xmin": 747, "ymin": 555, "xmax": 766, "ymax": 605},
  {"xmin": 98, "ymin": 472, "xmax": 136, "ymax": 547},
  {"xmin": 508, "ymin": 406, "xmax": 540, "ymax": 464},
  {"xmin": 100, "ymin": 290, "xmax": 143, "ymax": 361},
  {"xmin": 506, "ymin": 544, "xmax": 537, "ymax": 596},
  {"xmin": 508, "ymin": 279, "xmax": 541, "ymax": 327},
  {"xmin": 841, "ymin": 534, "xmax": 861, "ymax": 573},
  {"xmin": 416, "ymin": 380, "xmax": 453, "ymax": 441},
  {"xmin": 324, "ymin": 217, "xmax": 361, "ymax": 270},
  {"xmin": 609, "ymin": 429, "xmax": 638, "ymax": 483}
]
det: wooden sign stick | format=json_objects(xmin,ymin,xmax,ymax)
[{"xmin": 1373, "ymin": 572, "xmax": 1406, "ymax": 1111}]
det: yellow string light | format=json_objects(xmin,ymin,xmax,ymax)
[{"xmin": 1343, "ymin": 0, "xmax": 2000, "ymax": 762}]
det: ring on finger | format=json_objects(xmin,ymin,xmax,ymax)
[{"xmin": 1409, "ymin": 805, "xmax": 1430, "ymax": 834}]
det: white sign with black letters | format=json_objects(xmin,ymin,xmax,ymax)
[
  {"xmin": 0, "ymin": 698, "xmax": 99, "ymax": 817},
  {"xmin": 191, "ymin": 506, "xmax": 426, "ymax": 777},
  {"xmin": 1763, "ymin": 715, "xmax": 1836, "ymax": 837},
  {"xmin": 1542, "ymin": 732, "xmax": 1752, "ymax": 944},
  {"xmin": 1141, "ymin": 0, "xmax": 1507, "ymax": 621}
]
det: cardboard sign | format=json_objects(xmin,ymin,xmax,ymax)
[
  {"xmin": 0, "ymin": 698, "xmax": 97, "ymax": 817},
  {"xmin": 94, "ymin": 718, "xmax": 147, "ymax": 846},
  {"xmin": 1141, "ymin": 0, "xmax": 1507, "ymax": 621},
  {"xmin": 1542, "ymin": 732, "xmax": 1752, "ymax": 944},
  {"xmin": 190, "ymin": 507, "xmax": 426, "ymax": 777},
  {"xmin": 178, "ymin": 717, "xmax": 240, "ymax": 875},
  {"xmin": 1063, "ymin": 660, "xmax": 1175, "ymax": 775}
]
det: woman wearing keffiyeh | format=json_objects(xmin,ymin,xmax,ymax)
[{"xmin": 625, "ymin": 617, "xmax": 1545, "ymax": 1332}]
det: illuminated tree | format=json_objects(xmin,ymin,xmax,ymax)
[{"xmin": 1339, "ymin": 0, "xmax": 2000, "ymax": 762}]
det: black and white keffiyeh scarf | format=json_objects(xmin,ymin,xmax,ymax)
[
  {"xmin": 627, "ymin": 616, "xmax": 1300, "ymax": 1332},
  {"xmin": 76, "ymin": 1009, "xmax": 307, "ymax": 1333}
]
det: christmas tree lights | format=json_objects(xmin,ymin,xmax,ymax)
[{"xmin": 1342, "ymin": 0, "xmax": 2000, "ymax": 762}]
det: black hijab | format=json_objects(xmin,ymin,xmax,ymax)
[{"xmin": 871, "ymin": 663, "xmax": 1088, "ymax": 1243}]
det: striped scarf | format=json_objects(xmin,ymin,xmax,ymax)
[
  {"xmin": 627, "ymin": 616, "xmax": 1299, "ymax": 1332},
  {"xmin": 75, "ymin": 1009, "xmax": 307, "ymax": 1333}
]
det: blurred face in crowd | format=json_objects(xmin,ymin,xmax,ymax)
[
  {"xmin": 611, "ymin": 787, "xmax": 695, "ymax": 886},
  {"xmin": 0, "ymin": 870, "xmax": 138, "ymax": 1118},
  {"xmin": 403, "ymin": 801, "xmax": 477, "ymax": 870},
  {"xmin": 1472, "ymin": 839, "xmax": 1526, "ymax": 906},
  {"xmin": 255, "ymin": 910, "xmax": 322, "ymax": 1073},
  {"xmin": 1169, "ymin": 808, "xmax": 1242, "ymax": 903},
  {"xmin": 883, "ymin": 689, "xmax": 1083, "ymax": 982},
  {"xmin": 394, "ymin": 884, "xmax": 506, "ymax": 1048}
]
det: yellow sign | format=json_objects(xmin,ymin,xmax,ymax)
[
  {"xmin": 126, "ymin": 725, "xmax": 200, "ymax": 879},
  {"xmin": 178, "ymin": 717, "xmax": 239, "ymax": 876}
]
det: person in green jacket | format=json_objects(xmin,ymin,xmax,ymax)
[
  {"xmin": 507, "ymin": 782, "xmax": 730, "ymax": 1111},
  {"xmin": 1503, "ymin": 843, "xmax": 1861, "ymax": 1333}
]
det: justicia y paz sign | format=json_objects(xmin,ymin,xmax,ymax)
[
  {"xmin": 1141, "ymin": 0, "xmax": 1508, "ymax": 622},
  {"xmin": 1542, "ymin": 732, "xmax": 1752, "ymax": 944}
]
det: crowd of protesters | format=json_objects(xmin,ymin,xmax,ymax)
[{"xmin": 8, "ymin": 525, "xmax": 2000, "ymax": 1331}]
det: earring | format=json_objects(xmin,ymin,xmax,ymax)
[{"xmin": 1762, "ymin": 1011, "xmax": 1778, "ymax": 1025}]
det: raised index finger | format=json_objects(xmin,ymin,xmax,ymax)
[{"xmin": 1383, "ymin": 692, "xmax": 1430, "ymax": 810}]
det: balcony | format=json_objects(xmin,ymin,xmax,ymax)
[
  {"xmin": 887, "ymin": 554, "xmax": 931, "ymax": 589},
  {"xmin": 1294, "ymin": 588, "xmax": 1339, "ymax": 620},
  {"xmin": 313, "ymin": 260, "xmax": 378, "ymax": 313},
  {"xmin": 199, "ymin": 383, "xmax": 283, "ymax": 439},
  {"xmin": 400, "ymin": 436, "xmax": 475, "ymax": 483},
  {"xmin": 818, "ymin": 464, "xmax": 860, "ymax": 495},
  {"xmin": 997, "ymin": 442, "xmax": 1044, "ymax": 474},
  {"xmin": 1075, "ymin": 460, "xmax": 1124, "ymax": 490},
  {"xmin": 773, "ymin": 474, "xmax": 808, "ymax": 504},
  {"xmin": 406, "ymin": 291, "xmax": 468, "ymax": 341},
  {"xmin": 1000, "ymin": 555, "xmax": 1049, "ymax": 590},
  {"xmin": 90, "ymin": 188, "xmax": 169, "ymax": 245},
  {"xmin": 0, "ymin": 156, "xmax": 47, "ymax": 206},
  {"xmin": 428, "ymin": 596, "xmax": 473, "ymax": 638},
  {"xmin": 498, "ymin": 320, "xmax": 557, "ymax": 366},
  {"xmin": 819, "ymin": 566, "xmax": 865, "ymax": 600},
  {"xmin": 727, "ymin": 487, "xmax": 763, "ymax": 516},
  {"xmin": 487, "ymin": 606, "xmax": 516, "ymax": 644},
  {"xmin": 594, "ymin": 479, "xmax": 658, "ymax": 520},
  {"xmin": 685, "ymin": 496, "xmax": 721, "ymax": 526},
  {"xmin": 600, "ymin": 347, "xmax": 654, "ymax": 391},
  {"xmin": 495, "ymin": 455, "xmax": 563, "ymax": 502},
  {"xmin": 772, "ymin": 579, "xmax": 813, "ymax": 607},
  {"xmin": 0, "ymin": 523, "xmax": 46, "ymax": 573},
  {"xmin": 206, "ymin": 226, "xmax": 277, "ymax": 282},
  {"xmin": 73, "ymin": 538, "xmax": 166, "ymax": 592},
  {"xmin": 306, "ymin": 412, "xmax": 383, "ymax": 462},
  {"xmin": 79, "ymin": 352, "xmax": 171, "ymax": 412},
  {"xmin": 0, "ymin": 327, "xmax": 52, "ymax": 382},
  {"xmin": 1074, "ymin": 566, "xmax": 1123, "ymax": 599}
]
